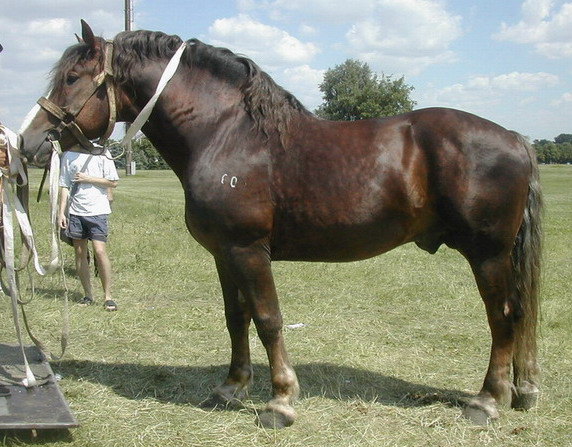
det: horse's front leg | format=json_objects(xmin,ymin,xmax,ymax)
[
  {"xmin": 205, "ymin": 259, "xmax": 253, "ymax": 407},
  {"xmin": 222, "ymin": 242, "xmax": 299, "ymax": 428}
]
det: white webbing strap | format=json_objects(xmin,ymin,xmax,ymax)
[
  {"xmin": 2, "ymin": 125, "xmax": 55, "ymax": 276},
  {"xmin": 2, "ymin": 187, "xmax": 37, "ymax": 387},
  {"xmin": 1, "ymin": 125, "xmax": 37, "ymax": 387},
  {"xmin": 46, "ymin": 143, "xmax": 63, "ymax": 274},
  {"xmin": 0, "ymin": 125, "xmax": 67, "ymax": 386},
  {"xmin": 121, "ymin": 42, "xmax": 187, "ymax": 145}
]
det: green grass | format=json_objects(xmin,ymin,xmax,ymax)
[{"xmin": 0, "ymin": 165, "xmax": 570, "ymax": 446}]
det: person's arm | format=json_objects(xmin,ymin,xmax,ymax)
[
  {"xmin": 107, "ymin": 186, "xmax": 114, "ymax": 206},
  {"xmin": 58, "ymin": 186, "xmax": 69, "ymax": 229},
  {"xmin": 74, "ymin": 171, "xmax": 118, "ymax": 189}
]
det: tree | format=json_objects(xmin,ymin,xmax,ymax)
[
  {"xmin": 533, "ymin": 137, "xmax": 572, "ymax": 164},
  {"xmin": 131, "ymin": 137, "xmax": 169, "ymax": 170},
  {"xmin": 104, "ymin": 136, "xmax": 169, "ymax": 170},
  {"xmin": 554, "ymin": 133, "xmax": 572, "ymax": 144},
  {"xmin": 315, "ymin": 59, "xmax": 416, "ymax": 121}
]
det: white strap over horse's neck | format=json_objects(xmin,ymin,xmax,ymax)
[{"xmin": 121, "ymin": 42, "xmax": 187, "ymax": 145}]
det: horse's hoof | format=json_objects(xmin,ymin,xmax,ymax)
[
  {"xmin": 256, "ymin": 400, "xmax": 297, "ymax": 429},
  {"xmin": 512, "ymin": 383, "xmax": 539, "ymax": 411},
  {"xmin": 256, "ymin": 409, "xmax": 295, "ymax": 429},
  {"xmin": 462, "ymin": 397, "xmax": 499, "ymax": 426},
  {"xmin": 200, "ymin": 391, "xmax": 244, "ymax": 410}
]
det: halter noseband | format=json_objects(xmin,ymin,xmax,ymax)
[{"xmin": 37, "ymin": 40, "xmax": 117, "ymax": 152}]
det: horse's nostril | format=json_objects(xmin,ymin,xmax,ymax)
[{"xmin": 47, "ymin": 129, "xmax": 61, "ymax": 141}]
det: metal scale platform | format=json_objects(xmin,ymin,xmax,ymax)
[{"xmin": 0, "ymin": 343, "xmax": 78, "ymax": 430}]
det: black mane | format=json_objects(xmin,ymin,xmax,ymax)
[{"xmin": 113, "ymin": 30, "xmax": 312, "ymax": 140}]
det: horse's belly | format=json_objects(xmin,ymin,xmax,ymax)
[{"xmin": 270, "ymin": 214, "xmax": 414, "ymax": 262}]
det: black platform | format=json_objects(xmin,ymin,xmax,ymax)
[{"xmin": 0, "ymin": 344, "xmax": 78, "ymax": 429}]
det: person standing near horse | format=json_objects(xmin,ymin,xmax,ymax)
[{"xmin": 58, "ymin": 146, "xmax": 119, "ymax": 311}]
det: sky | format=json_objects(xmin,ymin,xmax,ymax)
[{"xmin": 0, "ymin": 0, "xmax": 571, "ymax": 141}]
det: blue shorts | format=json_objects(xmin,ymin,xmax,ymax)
[{"xmin": 67, "ymin": 214, "xmax": 109, "ymax": 242}]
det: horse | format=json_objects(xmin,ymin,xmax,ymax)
[{"xmin": 19, "ymin": 20, "xmax": 542, "ymax": 428}]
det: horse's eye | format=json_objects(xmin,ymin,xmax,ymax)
[{"xmin": 66, "ymin": 74, "xmax": 79, "ymax": 85}]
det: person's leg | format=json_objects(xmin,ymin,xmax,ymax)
[
  {"xmin": 92, "ymin": 240, "xmax": 112, "ymax": 299},
  {"xmin": 92, "ymin": 239, "xmax": 116, "ymax": 310},
  {"xmin": 73, "ymin": 238, "xmax": 92, "ymax": 302}
]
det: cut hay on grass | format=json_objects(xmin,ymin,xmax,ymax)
[{"xmin": 0, "ymin": 165, "xmax": 570, "ymax": 446}]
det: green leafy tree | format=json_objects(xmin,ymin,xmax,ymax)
[
  {"xmin": 533, "ymin": 137, "xmax": 572, "ymax": 164},
  {"xmin": 315, "ymin": 59, "xmax": 416, "ymax": 121},
  {"xmin": 554, "ymin": 133, "xmax": 572, "ymax": 144},
  {"xmin": 104, "ymin": 137, "xmax": 169, "ymax": 170},
  {"xmin": 132, "ymin": 137, "xmax": 169, "ymax": 170}
]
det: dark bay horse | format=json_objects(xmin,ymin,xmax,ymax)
[{"xmin": 20, "ymin": 21, "xmax": 542, "ymax": 428}]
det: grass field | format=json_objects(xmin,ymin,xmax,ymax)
[{"xmin": 0, "ymin": 165, "xmax": 570, "ymax": 446}]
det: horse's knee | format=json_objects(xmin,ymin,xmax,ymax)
[{"xmin": 253, "ymin": 313, "xmax": 283, "ymax": 342}]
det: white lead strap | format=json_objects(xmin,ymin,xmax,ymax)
[
  {"xmin": 1, "ymin": 125, "xmax": 37, "ymax": 387},
  {"xmin": 0, "ymin": 125, "xmax": 64, "ymax": 387},
  {"xmin": 122, "ymin": 42, "xmax": 186, "ymax": 144}
]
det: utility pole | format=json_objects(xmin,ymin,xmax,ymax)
[{"xmin": 124, "ymin": 0, "xmax": 134, "ymax": 175}]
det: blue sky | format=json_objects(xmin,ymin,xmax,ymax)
[{"xmin": 1, "ymin": 0, "xmax": 570, "ymax": 140}]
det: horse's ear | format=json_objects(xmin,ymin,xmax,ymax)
[
  {"xmin": 75, "ymin": 33, "xmax": 83, "ymax": 43},
  {"xmin": 0, "ymin": 43, "xmax": 3, "ymax": 53},
  {"xmin": 80, "ymin": 19, "xmax": 97, "ymax": 51}
]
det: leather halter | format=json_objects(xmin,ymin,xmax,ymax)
[{"xmin": 37, "ymin": 40, "xmax": 116, "ymax": 152}]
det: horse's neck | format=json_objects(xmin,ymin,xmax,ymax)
[{"xmin": 135, "ymin": 87, "xmax": 247, "ymax": 179}]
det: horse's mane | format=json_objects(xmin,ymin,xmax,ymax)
[
  {"xmin": 49, "ymin": 44, "xmax": 89, "ymax": 95},
  {"xmin": 112, "ymin": 30, "xmax": 313, "ymax": 141}
]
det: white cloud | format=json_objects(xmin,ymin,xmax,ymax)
[
  {"xmin": 280, "ymin": 65, "xmax": 325, "ymax": 109},
  {"xmin": 417, "ymin": 71, "xmax": 565, "ymax": 139},
  {"xmin": 0, "ymin": 1, "xmax": 124, "ymax": 131},
  {"xmin": 470, "ymin": 72, "xmax": 560, "ymax": 91},
  {"xmin": 240, "ymin": 0, "xmax": 377, "ymax": 22},
  {"xmin": 242, "ymin": 0, "xmax": 462, "ymax": 75},
  {"xmin": 494, "ymin": 0, "xmax": 572, "ymax": 58},
  {"xmin": 424, "ymin": 72, "xmax": 559, "ymax": 106},
  {"xmin": 208, "ymin": 14, "xmax": 319, "ymax": 68},
  {"xmin": 552, "ymin": 91, "xmax": 572, "ymax": 105},
  {"xmin": 299, "ymin": 24, "xmax": 317, "ymax": 36},
  {"xmin": 25, "ymin": 18, "xmax": 72, "ymax": 36},
  {"xmin": 345, "ymin": 0, "xmax": 462, "ymax": 75}
]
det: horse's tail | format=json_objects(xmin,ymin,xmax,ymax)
[{"xmin": 512, "ymin": 134, "xmax": 543, "ymax": 391}]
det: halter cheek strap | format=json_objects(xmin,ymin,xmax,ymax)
[{"xmin": 37, "ymin": 40, "xmax": 116, "ymax": 152}]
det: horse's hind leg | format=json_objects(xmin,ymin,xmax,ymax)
[
  {"xmin": 205, "ymin": 259, "xmax": 253, "ymax": 407},
  {"xmin": 216, "ymin": 243, "xmax": 299, "ymax": 428},
  {"xmin": 464, "ymin": 253, "xmax": 517, "ymax": 424}
]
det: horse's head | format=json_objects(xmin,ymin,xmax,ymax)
[{"xmin": 20, "ymin": 20, "xmax": 116, "ymax": 167}]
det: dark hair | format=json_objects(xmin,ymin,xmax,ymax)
[{"xmin": 113, "ymin": 31, "xmax": 312, "ymax": 140}]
